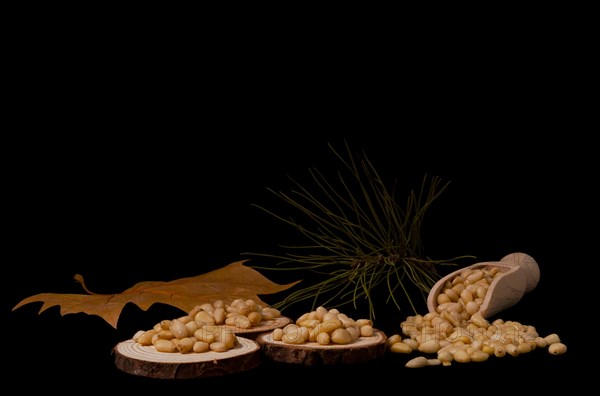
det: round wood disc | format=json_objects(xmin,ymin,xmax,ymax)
[
  {"xmin": 114, "ymin": 337, "xmax": 260, "ymax": 379},
  {"xmin": 256, "ymin": 329, "xmax": 387, "ymax": 365},
  {"xmin": 225, "ymin": 316, "xmax": 292, "ymax": 339}
]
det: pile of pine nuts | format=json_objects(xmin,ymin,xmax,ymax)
[
  {"xmin": 387, "ymin": 266, "xmax": 567, "ymax": 367},
  {"xmin": 273, "ymin": 306, "xmax": 374, "ymax": 345},
  {"xmin": 132, "ymin": 299, "xmax": 282, "ymax": 353}
]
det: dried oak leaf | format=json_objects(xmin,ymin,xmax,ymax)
[{"xmin": 12, "ymin": 260, "xmax": 300, "ymax": 329}]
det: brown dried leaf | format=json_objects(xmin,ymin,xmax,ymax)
[{"xmin": 12, "ymin": 260, "xmax": 300, "ymax": 328}]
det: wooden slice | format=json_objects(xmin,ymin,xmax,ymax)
[
  {"xmin": 114, "ymin": 337, "xmax": 260, "ymax": 379},
  {"xmin": 256, "ymin": 329, "xmax": 387, "ymax": 366},
  {"xmin": 224, "ymin": 316, "xmax": 292, "ymax": 339}
]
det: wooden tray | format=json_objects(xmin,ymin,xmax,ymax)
[
  {"xmin": 114, "ymin": 337, "xmax": 260, "ymax": 379},
  {"xmin": 255, "ymin": 329, "xmax": 387, "ymax": 365}
]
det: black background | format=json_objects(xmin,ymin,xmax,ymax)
[{"xmin": 4, "ymin": 12, "xmax": 592, "ymax": 392}]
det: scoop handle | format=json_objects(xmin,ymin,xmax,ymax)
[{"xmin": 499, "ymin": 252, "xmax": 540, "ymax": 294}]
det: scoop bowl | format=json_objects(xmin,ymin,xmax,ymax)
[{"xmin": 426, "ymin": 252, "xmax": 540, "ymax": 318}]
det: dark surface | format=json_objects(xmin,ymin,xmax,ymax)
[
  {"xmin": 5, "ymin": 134, "xmax": 587, "ymax": 390},
  {"xmin": 4, "ymin": 18, "xmax": 591, "ymax": 391}
]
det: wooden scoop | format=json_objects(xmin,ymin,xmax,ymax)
[{"xmin": 427, "ymin": 252, "xmax": 540, "ymax": 319}]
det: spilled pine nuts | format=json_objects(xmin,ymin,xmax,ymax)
[
  {"xmin": 388, "ymin": 265, "xmax": 566, "ymax": 366},
  {"xmin": 405, "ymin": 356, "xmax": 428, "ymax": 368},
  {"xmin": 548, "ymin": 342, "xmax": 567, "ymax": 355}
]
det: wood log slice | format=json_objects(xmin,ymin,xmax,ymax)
[
  {"xmin": 114, "ymin": 337, "xmax": 260, "ymax": 379},
  {"xmin": 224, "ymin": 316, "xmax": 292, "ymax": 339},
  {"xmin": 256, "ymin": 329, "xmax": 387, "ymax": 366}
]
